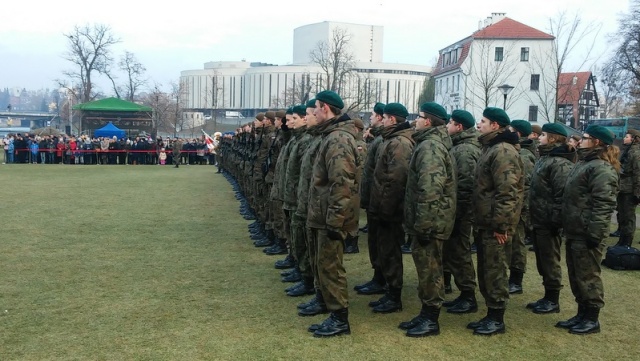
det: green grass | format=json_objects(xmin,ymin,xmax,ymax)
[{"xmin": 1, "ymin": 164, "xmax": 640, "ymax": 360}]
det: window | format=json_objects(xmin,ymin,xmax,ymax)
[
  {"xmin": 495, "ymin": 47, "xmax": 504, "ymax": 61},
  {"xmin": 520, "ymin": 47, "xmax": 529, "ymax": 61},
  {"xmin": 529, "ymin": 105, "xmax": 538, "ymax": 122},
  {"xmin": 457, "ymin": 74, "xmax": 460, "ymax": 91},
  {"xmin": 530, "ymin": 74, "xmax": 540, "ymax": 91},
  {"xmin": 446, "ymin": 78, "xmax": 449, "ymax": 93}
]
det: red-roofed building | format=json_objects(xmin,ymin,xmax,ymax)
[
  {"xmin": 557, "ymin": 72, "xmax": 599, "ymax": 129},
  {"xmin": 433, "ymin": 13, "xmax": 556, "ymax": 124}
]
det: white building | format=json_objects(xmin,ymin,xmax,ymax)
[
  {"xmin": 180, "ymin": 22, "xmax": 431, "ymax": 115},
  {"xmin": 432, "ymin": 13, "xmax": 556, "ymax": 123}
]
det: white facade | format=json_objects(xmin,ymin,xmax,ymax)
[
  {"xmin": 180, "ymin": 22, "xmax": 430, "ymax": 114},
  {"xmin": 433, "ymin": 15, "xmax": 556, "ymax": 123},
  {"xmin": 293, "ymin": 22, "xmax": 384, "ymax": 64}
]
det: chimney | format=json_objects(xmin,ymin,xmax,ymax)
[
  {"xmin": 491, "ymin": 12, "xmax": 506, "ymax": 23},
  {"xmin": 572, "ymin": 76, "xmax": 578, "ymax": 85}
]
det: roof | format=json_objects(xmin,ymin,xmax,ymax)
[
  {"xmin": 557, "ymin": 72, "xmax": 592, "ymax": 104},
  {"xmin": 431, "ymin": 40, "xmax": 472, "ymax": 77},
  {"xmin": 73, "ymin": 97, "xmax": 152, "ymax": 112},
  {"xmin": 473, "ymin": 17, "xmax": 555, "ymax": 40}
]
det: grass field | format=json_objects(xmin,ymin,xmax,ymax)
[{"xmin": 1, "ymin": 164, "xmax": 640, "ymax": 360}]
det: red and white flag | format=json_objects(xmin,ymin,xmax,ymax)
[{"xmin": 202, "ymin": 129, "xmax": 215, "ymax": 150}]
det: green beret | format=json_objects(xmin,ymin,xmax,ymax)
[
  {"xmin": 306, "ymin": 99, "xmax": 316, "ymax": 108},
  {"xmin": 483, "ymin": 107, "xmax": 510, "ymax": 127},
  {"xmin": 255, "ymin": 112, "xmax": 265, "ymax": 121},
  {"xmin": 316, "ymin": 90, "xmax": 344, "ymax": 109},
  {"xmin": 373, "ymin": 102, "xmax": 385, "ymax": 115},
  {"xmin": 585, "ymin": 125, "xmax": 614, "ymax": 145},
  {"xmin": 628, "ymin": 129, "xmax": 640, "ymax": 138},
  {"xmin": 265, "ymin": 111, "xmax": 276, "ymax": 121},
  {"xmin": 384, "ymin": 103, "xmax": 409, "ymax": 119},
  {"xmin": 275, "ymin": 110, "xmax": 286, "ymax": 118},
  {"xmin": 285, "ymin": 106, "xmax": 294, "ymax": 115},
  {"xmin": 450, "ymin": 109, "xmax": 476, "ymax": 129},
  {"xmin": 510, "ymin": 119, "xmax": 532, "ymax": 137},
  {"xmin": 541, "ymin": 123, "xmax": 567, "ymax": 137},
  {"xmin": 419, "ymin": 102, "xmax": 448, "ymax": 121},
  {"xmin": 292, "ymin": 105, "xmax": 306, "ymax": 116}
]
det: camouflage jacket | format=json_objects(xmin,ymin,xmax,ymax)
[
  {"xmin": 518, "ymin": 138, "xmax": 538, "ymax": 221},
  {"xmin": 253, "ymin": 125, "xmax": 273, "ymax": 181},
  {"xmin": 529, "ymin": 143, "xmax": 575, "ymax": 229},
  {"xmin": 264, "ymin": 128, "xmax": 282, "ymax": 184},
  {"xmin": 306, "ymin": 117, "xmax": 361, "ymax": 234},
  {"xmin": 369, "ymin": 122, "xmax": 415, "ymax": 222},
  {"xmin": 473, "ymin": 128, "xmax": 524, "ymax": 233},
  {"xmin": 284, "ymin": 126, "xmax": 311, "ymax": 211},
  {"xmin": 403, "ymin": 125, "xmax": 457, "ymax": 240},
  {"xmin": 269, "ymin": 128, "xmax": 293, "ymax": 200},
  {"xmin": 295, "ymin": 125, "xmax": 323, "ymax": 220},
  {"xmin": 360, "ymin": 127, "xmax": 383, "ymax": 211},
  {"xmin": 619, "ymin": 143, "xmax": 640, "ymax": 196},
  {"xmin": 562, "ymin": 147, "xmax": 619, "ymax": 241},
  {"xmin": 450, "ymin": 127, "xmax": 481, "ymax": 219}
]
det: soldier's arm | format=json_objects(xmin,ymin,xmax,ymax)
[
  {"xmin": 454, "ymin": 145, "xmax": 477, "ymax": 207},
  {"xmin": 632, "ymin": 150, "xmax": 640, "ymax": 198},
  {"xmin": 490, "ymin": 146, "xmax": 523, "ymax": 234},
  {"xmin": 325, "ymin": 134, "xmax": 357, "ymax": 231},
  {"xmin": 378, "ymin": 140, "xmax": 412, "ymax": 218},
  {"xmin": 413, "ymin": 144, "xmax": 448, "ymax": 235},
  {"xmin": 549, "ymin": 158, "xmax": 573, "ymax": 228},
  {"xmin": 587, "ymin": 163, "xmax": 619, "ymax": 241}
]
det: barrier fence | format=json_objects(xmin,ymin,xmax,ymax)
[{"xmin": 3, "ymin": 148, "xmax": 217, "ymax": 165}]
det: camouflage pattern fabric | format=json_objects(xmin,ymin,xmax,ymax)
[
  {"xmin": 566, "ymin": 239, "xmax": 605, "ymax": 308},
  {"xmin": 617, "ymin": 143, "xmax": 640, "ymax": 237},
  {"xmin": 360, "ymin": 127, "xmax": 383, "ymax": 211},
  {"xmin": 412, "ymin": 239, "xmax": 445, "ymax": 307},
  {"xmin": 475, "ymin": 229, "xmax": 510, "ymax": 309}
]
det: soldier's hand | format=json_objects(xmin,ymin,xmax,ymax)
[
  {"xmin": 327, "ymin": 229, "xmax": 345, "ymax": 242},
  {"xmin": 586, "ymin": 238, "xmax": 600, "ymax": 249},
  {"xmin": 416, "ymin": 235, "xmax": 430, "ymax": 247},
  {"xmin": 494, "ymin": 231, "xmax": 507, "ymax": 244}
]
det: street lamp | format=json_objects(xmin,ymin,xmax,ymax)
[{"xmin": 497, "ymin": 84, "xmax": 514, "ymax": 109}]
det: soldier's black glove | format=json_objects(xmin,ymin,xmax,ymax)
[
  {"xmin": 327, "ymin": 229, "xmax": 345, "ymax": 242},
  {"xmin": 634, "ymin": 196, "xmax": 640, "ymax": 205},
  {"xmin": 586, "ymin": 237, "xmax": 600, "ymax": 249},
  {"xmin": 416, "ymin": 235, "xmax": 431, "ymax": 247}
]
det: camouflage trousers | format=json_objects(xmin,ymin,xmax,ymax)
[
  {"xmin": 532, "ymin": 227, "xmax": 563, "ymax": 291},
  {"xmin": 507, "ymin": 219, "xmax": 527, "ymax": 273},
  {"xmin": 253, "ymin": 182, "xmax": 266, "ymax": 224},
  {"xmin": 566, "ymin": 239, "xmax": 605, "ymax": 308},
  {"xmin": 366, "ymin": 212, "xmax": 380, "ymax": 270},
  {"xmin": 306, "ymin": 226, "xmax": 319, "ymax": 289},
  {"xmin": 616, "ymin": 192, "xmax": 637, "ymax": 239},
  {"xmin": 282, "ymin": 209, "xmax": 292, "ymax": 245},
  {"xmin": 263, "ymin": 184, "xmax": 273, "ymax": 231},
  {"xmin": 443, "ymin": 216, "xmax": 476, "ymax": 293},
  {"xmin": 475, "ymin": 229, "xmax": 510, "ymax": 309},
  {"xmin": 375, "ymin": 221, "xmax": 405, "ymax": 289},
  {"xmin": 310, "ymin": 228, "xmax": 348, "ymax": 311},
  {"xmin": 270, "ymin": 200, "xmax": 285, "ymax": 240},
  {"xmin": 412, "ymin": 237, "xmax": 445, "ymax": 307},
  {"xmin": 291, "ymin": 215, "xmax": 311, "ymax": 280}
]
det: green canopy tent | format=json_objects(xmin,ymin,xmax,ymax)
[{"xmin": 73, "ymin": 97, "xmax": 153, "ymax": 138}]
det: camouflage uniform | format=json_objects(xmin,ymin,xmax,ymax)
[
  {"xmin": 172, "ymin": 139, "xmax": 183, "ymax": 167},
  {"xmin": 307, "ymin": 117, "xmax": 361, "ymax": 311},
  {"xmin": 284, "ymin": 126, "xmax": 312, "ymax": 279},
  {"xmin": 403, "ymin": 125, "xmax": 456, "ymax": 308},
  {"xmin": 562, "ymin": 147, "xmax": 619, "ymax": 309},
  {"xmin": 253, "ymin": 125, "xmax": 272, "ymax": 224},
  {"xmin": 473, "ymin": 128, "xmax": 524, "ymax": 310},
  {"xmin": 444, "ymin": 127, "xmax": 481, "ymax": 294},
  {"xmin": 360, "ymin": 127, "xmax": 384, "ymax": 282},
  {"xmin": 269, "ymin": 128, "xmax": 292, "ymax": 241},
  {"xmin": 530, "ymin": 143, "xmax": 575, "ymax": 293},
  {"xmin": 264, "ymin": 128, "xmax": 282, "ymax": 234},
  {"xmin": 616, "ymin": 142, "xmax": 640, "ymax": 242},
  {"xmin": 295, "ymin": 125, "xmax": 323, "ymax": 288},
  {"xmin": 369, "ymin": 122, "xmax": 415, "ymax": 292}
]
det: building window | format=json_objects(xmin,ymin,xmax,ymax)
[
  {"xmin": 520, "ymin": 47, "xmax": 529, "ymax": 61},
  {"xmin": 457, "ymin": 74, "xmax": 460, "ymax": 91},
  {"xmin": 529, "ymin": 105, "xmax": 538, "ymax": 122},
  {"xmin": 446, "ymin": 78, "xmax": 449, "ymax": 93},
  {"xmin": 495, "ymin": 47, "xmax": 504, "ymax": 61},
  {"xmin": 530, "ymin": 74, "xmax": 540, "ymax": 91}
]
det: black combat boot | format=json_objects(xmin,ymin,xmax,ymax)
[
  {"xmin": 532, "ymin": 289, "xmax": 560, "ymax": 314},
  {"xmin": 401, "ymin": 238, "xmax": 412, "ymax": 254},
  {"xmin": 264, "ymin": 239, "xmax": 288, "ymax": 255},
  {"xmin": 312, "ymin": 308, "xmax": 350, "ymax": 337},
  {"xmin": 344, "ymin": 235, "xmax": 359, "ymax": 254},
  {"xmin": 298, "ymin": 290, "xmax": 328, "ymax": 317},
  {"xmin": 609, "ymin": 229, "xmax": 621, "ymax": 237},
  {"xmin": 447, "ymin": 290, "xmax": 478, "ymax": 314},
  {"xmin": 359, "ymin": 224, "xmax": 369, "ymax": 233},
  {"xmin": 473, "ymin": 308, "xmax": 506, "ymax": 335},
  {"xmin": 298, "ymin": 290, "xmax": 321, "ymax": 310},
  {"xmin": 556, "ymin": 304, "xmax": 587, "ymax": 329},
  {"xmin": 406, "ymin": 305, "xmax": 440, "ymax": 337},
  {"xmin": 356, "ymin": 270, "xmax": 386, "ymax": 295},
  {"xmin": 287, "ymin": 277, "xmax": 315, "ymax": 297},
  {"xmin": 372, "ymin": 287, "xmax": 402, "ymax": 313},
  {"xmin": 508, "ymin": 270, "xmax": 524, "ymax": 294},
  {"xmin": 615, "ymin": 234, "xmax": 633, "ymax": 247},
  {"xmin": 274, "ymin": 253, "xmax": 295, "ymax": 269},
  {"xmin": 569, "ymin": 307, "xmax": 600, "ymax": 334},
  {"xmin": 281, "ymin": 267, "xmax": 302, "ymax": 283}
]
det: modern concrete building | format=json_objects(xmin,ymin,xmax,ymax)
[{"xmin": 180, "ymin": 22, "xmax": 431, "ymax": 116}]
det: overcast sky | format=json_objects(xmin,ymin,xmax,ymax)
[{"xmin": 0, "ymin": 0, "xmax": 631, "ymax": 93}]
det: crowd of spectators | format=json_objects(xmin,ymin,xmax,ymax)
[{"xmin": 1, "ymin": 133, "xmax": 217, "ymax": 165}]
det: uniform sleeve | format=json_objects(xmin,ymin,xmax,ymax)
[
  {"xmin": 491, "ymin": 145, "xmax": 523, "ymax": 233},
  {"xmin": 377, "ymin": 140, "xmax": 413, "ymax": 219},
  {"xmin": 632, "ymin": 150, "xmax": 640, "ymax": 198},
  {"xmin": 549, "ymin": 158, "xmax": 573, "ymax": 229},
  {"xmin": 454, "ymin": 145, "xmax": 477, "ymax": 209},
  {"xmin": 413, "ymin": 144, "xmax": 448, "ymax": 234},
  {"xmin": 325, "ymin": 133, "xmax": 357, "ymax": 231},
  {"xmin": 587, "ymin": 164, "xmax": 619, "ymax": 240}
]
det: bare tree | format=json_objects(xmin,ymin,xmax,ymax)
[
  {"xmin": 105, "ymin": 51, "xmax": 147, "ymax": 101},
  {"xmin": 309, "ymin": 27, "xmax": 355, "ymax": 93},
  {"xmin": 59, "ymin": 24, "xmax": 120, "ymax": 103},
  {"xmin": 271, "ymin": 73, "xmax": 315, "ymax": 108}
]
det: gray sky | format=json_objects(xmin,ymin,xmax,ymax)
[{"xmin": 0, "ymin": 0, "xmax": 630, "ymax": 93}]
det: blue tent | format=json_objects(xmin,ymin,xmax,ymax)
[{"xmin": 94, "ymin": 122, "xmax": 126, "ymax": 139}]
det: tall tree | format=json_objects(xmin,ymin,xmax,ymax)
[
  {"xmin": 309, "ymin": 27, "xmax": 355, "ymax": 93},
  {"xmin": 60, "ymin": 24, "xmax": 120, "ymax": 103}
]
